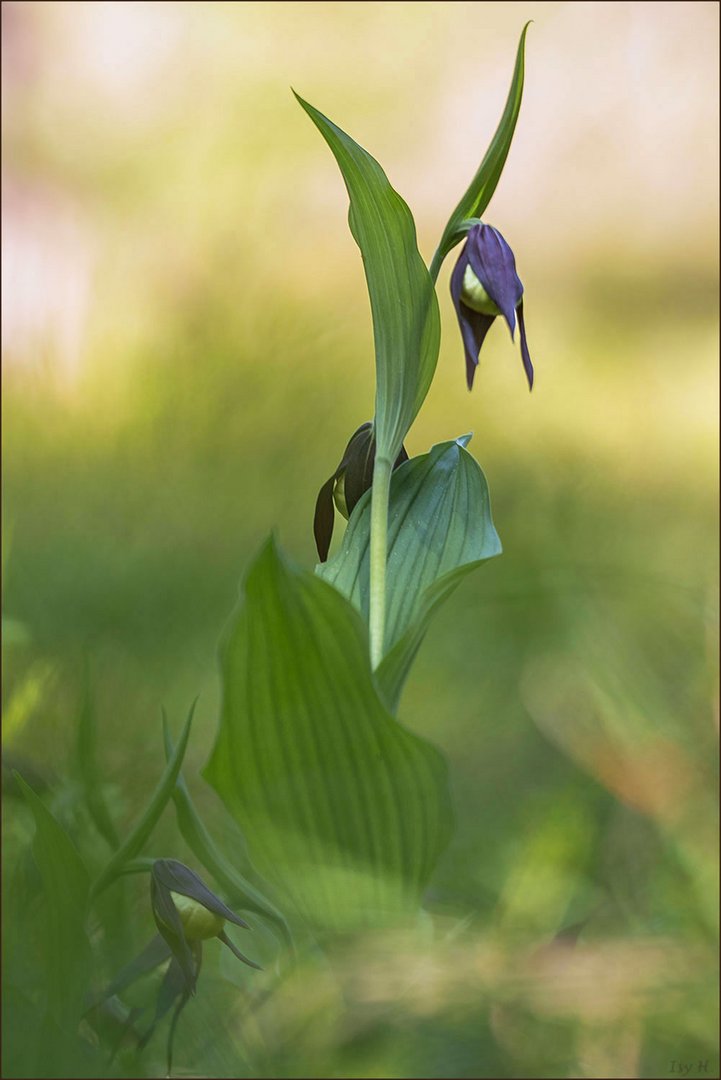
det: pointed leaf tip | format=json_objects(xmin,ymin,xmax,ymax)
[
  {"xmin": 296, "ymin": 95, "xmax": 440, "ymax": 461},
  {"xmin": 432, "ymin": 23, "xmax": 530, "ymax": 274}
]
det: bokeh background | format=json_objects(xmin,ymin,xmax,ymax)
[{"xmin": 2, "ymin": 2, "xmax": 718, "ymax": 1078}]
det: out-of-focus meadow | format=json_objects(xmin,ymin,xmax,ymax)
[{"xmin": 2, "ymin": 2, "xmax": 718, "ymax": 1078}]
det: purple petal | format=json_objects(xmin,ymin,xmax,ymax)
[
  {"xmin": 342, "ymin": 425, "xmax": 375, "ymax": 514},
  {"xmin": 150, "ymin": 874, "xmax": 196, "ymax": 992},
  {"xmin": 314, "ymin": 422, "xmax": 374, "ymax": 560},
  {"xmin": 517, "ymin": 300, "xmax": 534, "ymax": 390},
  {"xmin": 137, "ymin": 956, "xmax": 189, "ymax": 1052},
  {"xmin": 219, "ymin": 928, "xmax": 263, "ymax": 970},
  {"xmin": 343, "ymin": 428, "xmax": 408, "ymax": 516},
  {"xmin": 138, "ymin": 945, "xmax": 201, "ymax": 1075},
  {"xmin": 153, "ymin": 859, "xmax": 250, "ymax": 928},
  {"xmin": 451, "ymin": 251, "xmax": 495, "ymax": 390},
  {"xmin": 466, "ymin": 224, "xmax": 523, "ymax": 339},
  {"xmin": 313, "ymin": 475, "xmax": 336, "ymax": 562}
]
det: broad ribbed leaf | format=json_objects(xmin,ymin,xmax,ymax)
[
  {"xmin": 17, "ymin": 775, "xmax": 92, "ymax": 1026},
  {"xmin": 163, "ymin": 720, "xmax": 293, "ymax": 951},
  {"xmin": 295, "ymin": 93, "xmax": 440, "ymax": 464},
  {"xmin": 204, "ymin": 539, "xmax": 451, "ymax": 929},
  {"xmin": 431, "ymin": 23, "xmax": 530, "ymax": 279},
  {"xmin": 318, "ymin": 438, "xmax": 502, "ymax": 710}
]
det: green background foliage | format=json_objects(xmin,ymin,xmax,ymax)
[{"xmin": 2, "ymin": 3, "xmax": 718, "ymax": 1077}]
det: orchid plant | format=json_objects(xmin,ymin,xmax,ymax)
[{"xmin": 16, "ymin": 24, "xmax": 534, "ymax": 1076}]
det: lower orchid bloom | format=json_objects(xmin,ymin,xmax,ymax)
[{"xmin": 87, "ymin": 860, "xmax": 260, "ymax": 1075}]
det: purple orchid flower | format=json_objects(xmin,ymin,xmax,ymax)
[
  {"xmin": 149, "ymin": 859, "xmax": 260, "ymax": 992},
  {"xmin": 450, "ymin": 222, "xmax": 534, "ymax": 391},
  {"xmin": 85, "ymin": 860, "xmax": 262, "ymax": 1075}
]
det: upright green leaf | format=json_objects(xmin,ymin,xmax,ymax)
[
  {"xmin": 204, "ymin": 539, "xmax": 452, "ymax": 929},
  {"xmin": 431, "ymin": 23, "xmax": 530, "ymax": 278},
  {"xmin": 295, "ymin": 93, "xmax": 440, "ymax": 463},
  {"xmin": 318, "ymin": 438, "xmax": 502, "ymax": 709},
  {"xmin": 16, "ymin": 775, "xmax": 91, "ymax": 1026}
]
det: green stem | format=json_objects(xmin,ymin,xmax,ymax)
[
  {"xmin": 429, "ymin": 248, "xmax": 443, "ymax": 285},
  {"xmin": 370, "ymin": 247, "xmax": 444, "ymax": 669},
  {"xmin": 369, "ymin": 455, "xmax": 392, "ymax": 670}
]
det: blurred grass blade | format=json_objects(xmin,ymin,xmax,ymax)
[
  {"xmin": 295, "ymin": 93, "xmax": 440, "ymax": 463},
  {"xmin": 16, "ymin": 774, "xmax": 92, "ymax": 1026},
  {"xmin": 90, "ymin": 703, "xmax": 194, "ymax": 898},
  {"xmin": 85, "ymin": 933, "xmax": 171, "ymax": 1014},
  {"xmin": 77, "ymin": 666, "xmax": 120, "ymax": 850},
  {"xmin": 2, "ymin": 660, "xmax": 54, "ymax": 746},
  {"xmin": 431, "ymin": 23, "xmax": 530, "ymax": 278},
  {"xmin": 319, "ymin": 438, "xmax": 502, "ymax": 709},
  {"xmin": 162, "ymin": 718, "xmax": 294, "ymax": 951},
  {"xmin": 204, "ymin": 538, "xmax": 452, "ymax": 929}
]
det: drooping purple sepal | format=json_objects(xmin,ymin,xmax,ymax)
[
  {"xmin": 150, "ymin": 869, "xmax": 197, "ymax": 993},
  {"xmin": 517, "ymin": 300, "xmax": 534, "ymax": 390},
  {"xmin": 153, "ymin": 859, "xmax": 249, "ymax": 928}
]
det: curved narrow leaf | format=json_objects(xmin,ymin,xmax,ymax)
[
  {"xmin": 431, "ymin": 23, "xmax": 530, "ymax": 279},
  {"xmin": 318, "ymin": 438, "xmax": 502, "ymax": 708},
  {"xmin": 16, "ymin": 774, "xmax": 91, "ymax": 1026},
  {"xmin": 115, "ymin": 857, "xmax": 159, "ymax": 876},
  {"xmin": 204, "ymin": 539, "xmax": 452, "ymax": 929},
  {"xmin": 163, "ymin": 720, "xmax": 294, "ymax": 952},
  {"xmin": 91, "ymin": 703, "xmax": 194, "ymax": 898},
  {"xmin": 295, "ymin": 93, "xmax": 440, "ymax": 464}
]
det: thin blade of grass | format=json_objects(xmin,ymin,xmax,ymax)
[{"xmin": 90, "ymin": 702, "xmax": 195, "ymax": 898}]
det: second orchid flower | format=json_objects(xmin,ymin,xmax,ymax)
[{"xmin": 450, "ymin": 222, "xmax": 534, "ymax": 392}]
